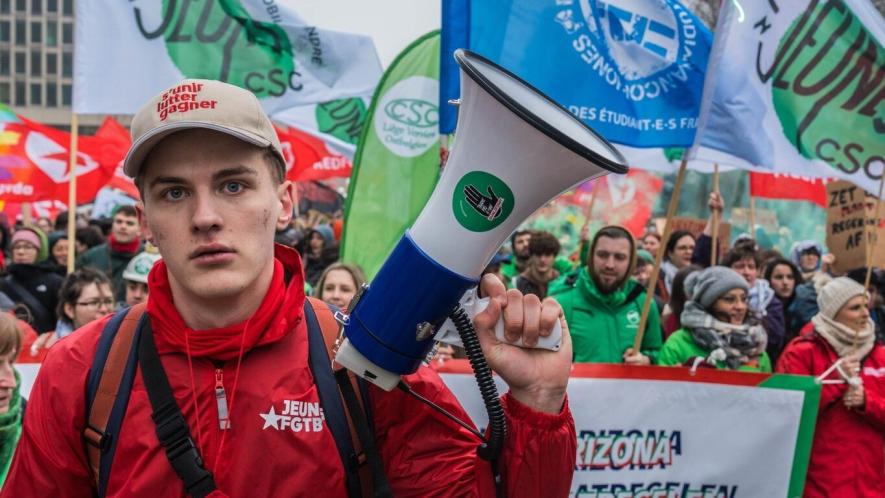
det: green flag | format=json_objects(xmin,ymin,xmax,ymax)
[{"xmin": 341, "ymin": 31, "xmax": 441, "ymax": 279}]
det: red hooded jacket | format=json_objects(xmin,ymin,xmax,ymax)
[
  {"xmin": 1, "ymin": 247, "xmax": 576, "ymax": 497},
  {"xmin": 776, "ymin": 324, "xmax": 885, "ymax": 498}
]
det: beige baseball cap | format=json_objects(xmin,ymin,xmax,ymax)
[{"xmin": 123, "ymin": 79, "xmax": 285, "ymax": 178}]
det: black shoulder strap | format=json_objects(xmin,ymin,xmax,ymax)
[
  {"xmin": 303, "ymin": 301, "xmax": 365, "ymax": 498},
  {"xmin": 625, "ymin": 283, "xmax": 645, "ymax": 306},
  {"xmin": 138, "ymin": 318, "xmax": 218, "ymax": 498}
]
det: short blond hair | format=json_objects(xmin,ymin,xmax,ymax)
[{"xmin": 0, "ymin": 313, "xmax": 23, "ymax": 360}]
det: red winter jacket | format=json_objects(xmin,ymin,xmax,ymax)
[
  {"xmin": 1, "ymin": 250, "xmax": 576, "ymax": 498},
  {"xmin": 776, "ymin": 327, "xmax": 885, "ymax": 498}
]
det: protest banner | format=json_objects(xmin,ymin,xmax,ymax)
[
  {"xmin": 749, "ymin": 173, "xmax": 831, "ymax": 208},
  {"xmin": 440, "ymin": 0, "xmax": 713, "ymax": 147},
  {"xmin": 73, "ymin": 0, "xmax": 382, "ymax": 115},
  {"xmin": 438, "ymin": 361, "xmax": 820, "ymax": 498},
  {"xmin": 275, "ymin": 125, "xmax": 352, "ymax": 182},
  {"xmin": 0, "ymin": 107, "xmax": 126, "ymax": 205},
  {"xmin": 272, "ymin": 96, "xmax": 373, "ymax": 158},
  {"xmin": 691, "ymin": 0, "xmax": 885, "ymax": 196},
  {"xmin": 668, "ymin": 216, "xmax": 731, "ymax": 257},
  {"xmin": 341, "ymin": 31, "xmax": 441, "ymax": 279},
  {"xmin": 825, "ymin": 179, "xmax": 885, "ymax": 274}
]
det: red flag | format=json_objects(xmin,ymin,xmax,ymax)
[
  {"xmin": 0, "ymin": 116, "xmax": 125, "ymax": 203},
  {"xmin": 749, "ymin": 172, "xmax": 830, "ymax": 207},
  {"xmin": 600, "ymin": 170, "xmax": 664, "ymax": 238},
  {"xmin": 95, "ymin": 118, "xmax": 139, "ymax": 199},
  {"xmin": 275, "ymin": 125, "xmax": 352, "ymax": 182}
]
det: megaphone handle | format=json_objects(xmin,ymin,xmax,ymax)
[
  {"xmin": 472, "ymin": 296, "xmax": 562, "ymax": 351},
  {"xmin": 493, "ymin": 315, "xmax": 562, "ymax": 352}
]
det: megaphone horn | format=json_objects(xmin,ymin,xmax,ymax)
[{"xmin": 336, "ymin": 49, "xmax": 628, "ymax": 390}]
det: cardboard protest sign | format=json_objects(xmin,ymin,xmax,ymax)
[
  {"xmin": 655, "ymin": 217, "xmax": 731, "ymax": 259},
  {"xmin": 825, "ymin": 180, "xmax": 885, "ymax": 274}
]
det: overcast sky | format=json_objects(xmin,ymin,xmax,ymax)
[{"xmin": 285, "ymin": 0, "xmax": 442, "ymax": 67}]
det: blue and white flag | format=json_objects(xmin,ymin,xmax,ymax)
[
  {"xmin": 440, "ymin": 0, "xmax": 713, "ymax": 148},
  {"xmin": 691, "ymin": 0, "xmax": 885, "ymax": 196}
]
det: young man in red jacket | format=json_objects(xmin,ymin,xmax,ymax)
[{"xmin": 1, "ymin": 80, "xmax": 576, "ymax": 497}]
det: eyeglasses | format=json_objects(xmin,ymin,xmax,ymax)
[
  {"xmin": 76, "ymin": 299, "xmax": 115, "ymax": 309},
  {"xmin": 11, "ymin": 243, "xmax": 38, "ymax": 251}
]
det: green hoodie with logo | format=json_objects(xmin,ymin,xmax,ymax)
[{"xmin": 550, "ymin": 267, "xmax": 662, "ymax": 364}]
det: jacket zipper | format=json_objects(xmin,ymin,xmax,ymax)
[{"xmin": 215, "ymin": 368, "xmax": 231, "ymax": 430}]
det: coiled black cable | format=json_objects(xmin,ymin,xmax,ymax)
[{"xmin": 449, "ymin": 304, "xmax": 506, "ymax": 497}]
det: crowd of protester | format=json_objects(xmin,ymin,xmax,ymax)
[{"xmin": 0, "ymin": 195, "xmax": 884, "ymax": 494}]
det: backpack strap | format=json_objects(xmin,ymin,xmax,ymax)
[
  {"xmin": 84, "ymin": 303, "xmax": 146, "ymax": 497},
  {"xmin": 138, "ymin": 317, "xmax": 218, "ymax": 498},
  {"xmin": 303, "ymin": 298, "xmax": 371, "ymax": 497},
  {"xmin": 304, "ymin": 297, "xmax": 390, "ymax": 496}
]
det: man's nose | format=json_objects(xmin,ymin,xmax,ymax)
[{"xmin": 191, "ymin": 193, "xmax": 223, "ymax": 232}]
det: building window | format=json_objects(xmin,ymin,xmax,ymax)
[
  {"xmin": 30, "ymin": 50, "xmax": 40, "ymax": 76},
  {"xmin": 62, "ymin": 23, "xmax": 72, "ymax": 44},
  {"xmin": 62, "ymin": 51, "xmax": 71, "ymax": 77},
  {"xmin": 30, "ymin": 0, "xmax": 40, "ymax": 14},
  {"xmin": 62, "ymin": 82, "xmax": 71, "ymax": 106},
  {"xmin": 29, "ymin": 82, "xmax": 40, "ymax": 105},
  {"xmin": 46, "ymin": 20, "xmax": 56, "ymax": 46},
  {"xmin": 14, "ymin": 51, "xmax": 24, "ymax": 74},
  {"xmin": 0, "ymin": 21, "xmax": 9, "ymax": 43},
  {"xmin": 14, "ymin": 80, "xmax": 24, "ymax": 106},
  {"xmin": 0, "ymin": 83, "xmax": 10, "ymax": 103},
  {"xmin": 46, "ymin": 52, "xmax": 56, "ymax": 74},
  {"xmin": 62, "ymin": 0, "xmax": 70, "ymax": 15},
  {"xmin": 15, "ymin": 20, "xmax": 25, "ymax": 45},
  {"xmin": 46, "ymin": 0, "xmax": 54, "ymax": 12},
  {"xmin": 0, "ymin": 0, "xmax": 9, "ymax": 14},
  {"xmin": 0, "ymin": 52, "xmax": 9, "ymax": 76},
  {"xmin": 31, "ymin": 21, "xmax": 41, "ymax": 44},
  {"xmin": 46, "ymin": 83, "xmax": 56, "ymax": 106},
  {"xmin": 15, "ymin": 0, "xmax": 24, "ymax": 13}
]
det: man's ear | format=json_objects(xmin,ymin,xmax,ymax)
[
  {"xmin": 276, "ymin": 181, "xmax": 296, "ymax": 230},
  {"xmin": 136, "ymin": 202, "xmax": 154, "ymax": 244}
]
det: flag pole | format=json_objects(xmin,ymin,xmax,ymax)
[
  {"xmin": 66, "ymin": 114, "xmax": 79, "ymax": 274},
  {"xmin": 633, "ymin": 158, "xmax": 688, "ymax": 353},
  {"xmin": 750, "ymin": 189, "xmax": 756, "ymax": 240},
  {"xmin": 711, "ymin": 164, "xmax": 720, "ymax": 267},
  {"xmin": 577, "ymin": 179, "xmax": 600, "ymax": 260},
  {"xmin": 21, "ymin": 202, "xmax": 32, "ymax": 227},
  {"xmin": 865, "ymin": 173, "xmax": 885, "ymax": 290}
]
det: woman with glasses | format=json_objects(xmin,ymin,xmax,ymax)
[{"xmin": 54, "ymin": 268, "xmax": 115, "ymax": 339}]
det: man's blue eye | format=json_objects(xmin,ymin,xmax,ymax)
[
  {"xmin": 165, "ymin": 189, "xmax": 184, "ymax": 200},
  {"xmin": 225, "ymin": 182, "xmax": 243, "ymax": 193}
]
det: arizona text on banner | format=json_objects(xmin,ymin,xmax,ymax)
[
  {"xmin": 691, "ymin": 0, "xmax": 885, "ymax": 196},
  {"xmin": 73, "ymin": 0, "xmax": 383, "ymax": 114},
  {"xmin": 439, "ymin": 361, "xmax": 820, "ymax": 498}
]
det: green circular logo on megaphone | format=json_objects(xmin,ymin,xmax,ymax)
[{"xmin": 453, "ymin": 171, "xmax": 515, "ymax": 232}]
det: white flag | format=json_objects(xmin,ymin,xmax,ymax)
[
  {"xmin": 74, "ymin": 0, "xmax": 383, "ymax": 115},
  {"xmin": 690, "ymin": 0, "xmax": 885, "ymax": 196}
]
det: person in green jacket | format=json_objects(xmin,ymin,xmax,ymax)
[
  {"xmin": 659, "ymin": 266, "xmax": 771, "ymax": 372},
  {"xmin": 500, "ymin": 229, "xmax": 532, "ymax": 283},
  {"xmin": 550, "ymin": 225, "xmax": 662, "ymax": 364},
  {"xmin": 0, "ymin": 314, "xmax": 24, "ymax": 487},
  {"xmin": 77, "ymin": 205, "xmax": 144, "ymax": 302}
]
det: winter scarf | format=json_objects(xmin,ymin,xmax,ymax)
[
  {"xmin": 108, "ymin": 234, "xmax": 141, "ymax": 255},
  {"xmin": 748, "ymin": 279, "xmax": 775, "ymax": 318},
  {"xmin": 146, "ymin": 246, "xmax": 305, "ymax": 361},
  {"xmin": 0, "ymin": 369, "xmax": 23, "ymax": 486},
  {"xmin": 681, "ymin": 301, "xmax": 768, "ymax": 370},
  {"xmin": 661, "ymin": 259, "xmax": 680, "ymax": 295},
  {"xmin": 811, "ymin": 313, "xmax": 875, "ymax": 359}
]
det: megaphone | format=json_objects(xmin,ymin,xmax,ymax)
[{"xmin": 335, "ymin": 49, "xmax": 628, "ymax": 390}]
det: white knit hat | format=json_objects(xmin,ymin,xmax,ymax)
[{"xmin": 817, "ymin": 277, "xmax": 867, "ymax": 320}]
